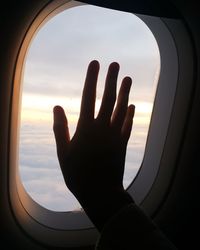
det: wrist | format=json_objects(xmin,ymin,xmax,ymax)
[{"xmin": 80, "ymin": 188, "xmax": 134, "ymax": 232}]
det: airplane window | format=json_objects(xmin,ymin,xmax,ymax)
[{"xmin": 19, "ymin": 3, "xmax": 160, "ymax": 212}]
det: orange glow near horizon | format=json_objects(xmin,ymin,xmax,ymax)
[{"xmin": 21, "ymin": 93, "xmax": 153, "ymax": 125}]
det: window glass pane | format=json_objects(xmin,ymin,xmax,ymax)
[{"xmin": 19, "ymin": 4, "xmax": 160, "ymax": 211}]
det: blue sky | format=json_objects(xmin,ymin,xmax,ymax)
[{"xmin": 19, "ymin": 2, "xmax": 160, "ymax": 211}]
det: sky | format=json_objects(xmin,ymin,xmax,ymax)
[{"xmin": 19, "ymin": 2, "xmax": 160, "ymax": 211}]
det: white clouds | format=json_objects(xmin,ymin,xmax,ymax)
[
  {"xmin": 19, "ymin": 120, "xmax": 148, "ymax": 211},
  {"xmin": 21, "ymin": 169, "xmax": 81, "ymax": 211}
]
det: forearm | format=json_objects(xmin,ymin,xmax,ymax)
[{"xmin": 96, "ymin": 203, "xmax": 178, "ymax": 250}]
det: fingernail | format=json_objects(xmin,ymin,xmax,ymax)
[{"xmin": 123, "ymin": 76, "xmax": 132, "ymax": 91}]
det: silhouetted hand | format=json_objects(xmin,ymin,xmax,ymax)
[{"xmin": 53, "ymin": 60, "xmax": 135, "ymax": 231}]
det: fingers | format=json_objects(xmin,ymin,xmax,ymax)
[
  {"xmin": 111, "ymin": 76, "xmax": 132, "ymax": 131},
  {"xmin": 97, "ymin": 62, "xmax": 119, "ymax": 124},
  {"xmin": 79, "ymin": 60, "xmax": 100, "ymax": 125},
  {"xmin": 78, "ymin": 61, "xmax": 134, "ymax": 143},
  {"xmin": 121, "ymin": 105, "xmax": 135, "ymax": 145},
  {"xmin": 53, "ymin": 105, "xmax": 69, "ymax": 163}
]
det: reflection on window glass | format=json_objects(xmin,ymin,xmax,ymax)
[{"xmin": 19, "ymin": 3, "xmax": 160, "ymax": 211}]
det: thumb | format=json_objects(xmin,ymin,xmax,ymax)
[{"xmin": 53, "ymin": 105, "xmax": 70, "ymax": 163}]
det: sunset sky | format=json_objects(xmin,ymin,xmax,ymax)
[{"xmin": 19, "ymin": 2, "xmax": 160, "ymax": 211}]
